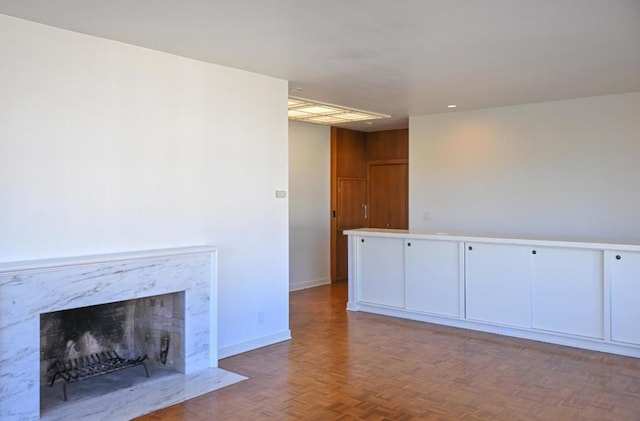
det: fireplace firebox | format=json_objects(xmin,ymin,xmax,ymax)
[{"xmin": 40, "ymin": 291, "xmax": 185, "ymax": 401}]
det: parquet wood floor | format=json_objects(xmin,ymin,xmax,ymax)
[{"xmin": 136, "ymin": 282, "xmax": 640, "ymax": 420}]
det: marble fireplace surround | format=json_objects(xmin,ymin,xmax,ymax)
[{"xmin": 0, "ymin": 246, "xmax": 245, "ymax": 420}]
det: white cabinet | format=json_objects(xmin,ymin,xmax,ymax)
[
  {"xmin": 346, "ymin": 229, "xmax": 640, "ymax": 358},
  {"xmin": 356, "ymin": 236, "xmax": 461, "ymax": 315},
  {"xmin": 466, "ymin": 243, "xmax": 604, "ymax": 337},
  {"xmin": 465, "ymin": 243, "xmax": 532, "ymax": 328},
  {"xmin": 611, "ymin": 251, "xmax": 640, "ymax": 345},
  {"xmin": 405, "ymin": 239, "xmax": 461, "ymax": 317},
  {"xmin": 532, "ymin": 247, "xmax": 603, "ymax": 338},
  {"xmin": 358, "ymin": 236, "xmax": 405, "ymax": 308}
]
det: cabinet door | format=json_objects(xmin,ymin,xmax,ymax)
[
  {"xmin": 465, "ymin": 243, "xmax": 532, "ymax": 328},
  {"xmin": 358, "ymin": 236, "xmax": 405, "ymax": 308},
  {"xmin": 611, "ymin": 251, "xmax": 640, "ymax": 345},
  {"xmin": 532, "ymin": 247, "xmax": 603, "ymax": 338},
  {"xmin": 405, "ymin": 239, "xmax": 461, "ymax": 317}
]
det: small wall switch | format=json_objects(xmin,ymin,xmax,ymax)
[{"xmin": 275, "ymin": 190, "xmax": 287, "ymax": 198}]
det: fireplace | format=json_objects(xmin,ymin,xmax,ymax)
[{"xmin": 0, "ymin": 246, "xmax": 246, "ymax": 420}]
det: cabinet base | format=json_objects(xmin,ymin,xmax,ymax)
[{"xmin": 349, "ymin": 303, "xmax": 640, "ymax": 359}]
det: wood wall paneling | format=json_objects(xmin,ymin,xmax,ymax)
[
  {"xmin": 366, "ymin": 129, "xmax": 408, "ymax": 230},
  {"xmin": 368, "ymin": 163, "xmax": 408, "ymax": 229},
  {"xmin": 335, "ymin": 128, "xmax": 367, "ymax": 178},
  {"xmin": 366, "ymin": 128, "xmax": 409, "ymax": 161}
]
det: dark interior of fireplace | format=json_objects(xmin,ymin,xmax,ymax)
[{"xmin": 40, "ymin": 292, "xmax": 185, "ymax": 405}]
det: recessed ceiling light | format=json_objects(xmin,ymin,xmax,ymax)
[
  {"xmin": 447, "ymin": 104, "xmax": 457, "ymax": 108},
  {"xmin": 288, "ymin": 96, "xmax": 390, "ymax": 126}
]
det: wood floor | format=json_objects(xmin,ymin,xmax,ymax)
[{"xmin": 137, "ymin": 282, "xmax": 640, "ymax": 420}]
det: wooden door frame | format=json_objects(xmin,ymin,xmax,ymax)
[{"xmin": 330, "ymin": 127, "xmax": 338, "ymax": 283}]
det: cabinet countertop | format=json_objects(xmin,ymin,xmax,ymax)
[{"xmin": 343, "ymin": 228, "xmax": 640, "ymax": 252}]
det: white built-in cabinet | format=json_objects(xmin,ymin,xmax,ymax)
[
  {"xmin": 465, "ymin": 243, "xmax": 532, "ymax": 328},
  {"xmin": 531, "ymin": 247, "xmax": 603, "ymax": 338},
  {"xmin": 358, "ymin": 236, "xmax": 460, "ymax": 315},
  {"xmin": 611, "ymin": 251, "xmax": 640, "ymax": 346},
  {"xmin": 466, "ymin": 243, "xmax": 605, "ymax": 337},
  {"xmin": 358, "ymin": 236, "xmax": 405, "ymax": 308},
  {"xmin": 404, "ymin": 239, "xmax": 461, "ymax": 317},
  {"xmin": 346, "ymin": 229, "xmax": 640, "ymax": 358}
]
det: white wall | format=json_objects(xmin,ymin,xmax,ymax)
[
  {"xmin": 410, "ymin": 92, "xmax": 640, "ymax": 242},
  {"xmin": 0, "ymin": 15, "xmax": 290, "ymax": 357},
  {"xmin": 288, "ymin": 121, "xmax": 330, "ymax": 291}
]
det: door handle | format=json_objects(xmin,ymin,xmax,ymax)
[{"xmin": 362, "ymin": 203, "xmax": 368, "ymax": 219}]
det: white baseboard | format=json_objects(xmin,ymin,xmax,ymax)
[
  {"xmin": 289, "ymin": 277, "xmax": 330, "ymax": 292},
  {"xmin": 218, "ymin": 330, "xmax": 292, "ymax": 359}
]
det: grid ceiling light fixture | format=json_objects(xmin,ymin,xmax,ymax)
[{"xmin": 288, "ymin": 97, "xmax": 390, "ymax": 125}]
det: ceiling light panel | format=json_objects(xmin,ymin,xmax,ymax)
[
  {"xmin": 288, "ymin": 96, "xmax": 389, "ymax": 126},
  {"xmin": 288, "ymin": 110, "xmax": 311, "ymax": 118},
  {"xmin": 334, "ymin": 112, "xmax": 373, "ymax": 121},
  {"xmin": 307, "ymin": 116, "xmax": 348, "ymax": 123},
  {"xmin": 295, "ymin": 105, "xmax": 341, "ymax": 114}
]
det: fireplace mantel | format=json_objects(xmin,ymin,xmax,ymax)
[
  {"xmin": 0, "ymin": 245, "xmax": 216, "ymax": 273},
  {"xmin": 0, "ymin": 246, "xmax": 232, "ymax": 420}
]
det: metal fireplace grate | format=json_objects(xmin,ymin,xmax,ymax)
[{"xmin": 48, "ymin": 351, "xmax": 149, "ymax": 401}]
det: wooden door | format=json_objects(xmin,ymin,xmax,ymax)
[
  {"xmin": 335, "ymin": 178, "xmax": 367, "ymax": 281},
  {"xmin": 331, "ymin": 127, "xmax": 367, "ymax": 283},
  {"xmin": 368, "ymin": 163, "xmax": 408, "ymax": 229}
]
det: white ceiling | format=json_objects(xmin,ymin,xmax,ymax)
[{"xmin": 1, "ymin": 0, "xmax": 639, "ymax": 131}]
